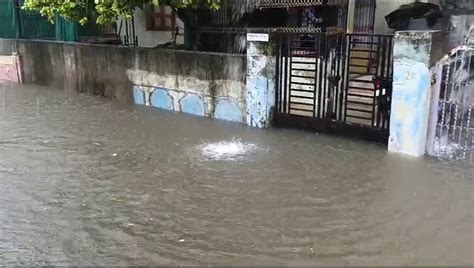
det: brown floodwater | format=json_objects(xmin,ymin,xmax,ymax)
[{"xmin": 0, "ymin": 83, "xmax": 473, "ymax": 266}]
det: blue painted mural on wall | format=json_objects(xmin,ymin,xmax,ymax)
[
  {"xmin": 150, "ymin": 87, "xmax": 173, "ymax": 110},
  {"xmin": 180, "ymin": 94, "xmax": 205, "ymax": 116},
  {"xmin": 132, "ymin": 85, "xmax": 245, "ymax": 124},
  {"xmin": 215, "ymin": 99, "xmax": 243, "ymax": 122},
  {"xmin": 133, "ymin": 86, "xmax": 145, "ymax": 105}
]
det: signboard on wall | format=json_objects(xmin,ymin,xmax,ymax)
[{"xmin": 247, "ymin": 33, "xmax": 269, "ymax": 42}]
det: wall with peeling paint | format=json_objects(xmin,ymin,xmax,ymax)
[
  {"xmin": 128, "ymin": 51, "xmax": 247, "ymax": 122},
  {"xmin": 389, "ymin": 31, "xmax": 444, "ymax": 157},
  {"xmin": 246, "ymin": 41, "xmax": 276, "ymax": 128},
  {"xmin": 16, "ymin": 40, "xmax": 248, "ymax": 124}
]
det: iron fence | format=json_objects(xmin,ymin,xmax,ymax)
[{"xmin": 117, "ymin": 18, "xmax": 138, "ymax": 47}]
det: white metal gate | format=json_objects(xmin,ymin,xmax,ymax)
[{"xmin": 428, "ymin": 47, "xmax": 473, "ymax": 161}]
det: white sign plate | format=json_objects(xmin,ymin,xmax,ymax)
[{"xmin": 247, "ymin": 33, "xmax": 269, "ymax": 42}]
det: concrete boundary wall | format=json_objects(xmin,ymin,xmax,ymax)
[{"xmin": 16, "ymin": 40, "xmax": 248, "ymax": 123}]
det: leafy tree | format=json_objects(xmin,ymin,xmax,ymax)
[
  {"xmin": 23, "ymin": 0, "xmax": 220, "ymax": 25},
  {"xmin": 23, "ymin": 0, "xmax": 221, "ymax": 48}
]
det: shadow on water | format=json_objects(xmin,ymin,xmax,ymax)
[{"xmin": 0, "ymin": 84, "xmax": 472, "ymax": 266}]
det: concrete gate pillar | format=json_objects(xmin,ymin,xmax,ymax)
[
  {"xmin": 246, "ymin": 33, "xmax": 276, "ymax": 128},
  {"xmin": 388, "ymin": 30, "xmax": 447, "ymax": 157},
  {"xmin": 346, "ymin": 0, "xmax": 356, "ymax": 33}
]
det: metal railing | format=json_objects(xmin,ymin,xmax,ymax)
[{"xmin": 256, "ymin": 0, "xmax": 348, "ymax": 8}]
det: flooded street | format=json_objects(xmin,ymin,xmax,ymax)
[{"xmin": 0, "ymin": 84, "xmax": 473, "ymax": 266}]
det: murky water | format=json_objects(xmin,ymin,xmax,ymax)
[{"xmin": 0, "ymin": 84, "xmax": 473, "ymax": 266}]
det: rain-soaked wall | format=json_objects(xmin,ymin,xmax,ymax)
[
  {"xmin": 16, "ymin": 40, "xmax": 250, "ymax": 124},
  {"xmin": 389, "ymin": 30, "xmax": 447, "ymax": 157}
]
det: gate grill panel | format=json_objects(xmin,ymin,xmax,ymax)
[
  {"xmin": 345, "ymin": 34, "xmax": 394, "ymax": 129},
  {"xmin": 276, "ymin": 33, "xmax": 346, "ymax": 119}
]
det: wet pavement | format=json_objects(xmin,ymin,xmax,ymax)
[{"xmin": 0, "ymin": 84, "xmax": 473, "ymax": 266}]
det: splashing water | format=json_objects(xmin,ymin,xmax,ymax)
[
  {"xmin": 198, "ymin": 139, "xmax": 257, "ymax": 161},
  {"xmin": 434, "ymin": 137, "xmax": 465, "ymax": 160}
]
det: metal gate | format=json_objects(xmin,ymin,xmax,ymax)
[
  {"xmin": 428, "ymin": 48, "xmax": 473, "ymax": 161},
  {"xmin": 274, "ymin": 32, "xmax": 394, "ymax": 143}
]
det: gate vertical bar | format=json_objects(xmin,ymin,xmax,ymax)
[
  {"xmin": 383, "ymin": 35, "xmax": 394, "ymax": 130},
  {"xmin": 322, "ymin": 33, "xmax": 328, "ymax": 118},
  {"xmin": 283, "ymin": 36, "xmax": 290, "ymax": 114},
  {"xmin": 339, "ymin": 33, "xmax": 347, "ymax": 121},
  {"xmin": 377, "ymin": 36, "xmax": 387, "ymax": 128},
  {"xmin": 451, "ymin": 58, "xmax": 460, "ymax": 150},
  {"xmin": 313, "ymin": 35, "xmax": 318, "ymax": 118},
  {"xmin": 343, "ymin": 34, "xmax": 352, "ymax": 122},
  {"xmin": 317, "ymin": 35, "xmax": 324, "ymax": 118},
  {"xmin": 334, "ymin": 34, "xmax": 341, "ymax": 120},
  {"xmin": 465, "ymin": 53, "xmax": 472, "ymax": 160},
  {"xmin": 287, "ymin": 36, "xmax": 293, "ymax": 114},
  {"xmin": 371, "ymin": 35, "xmax": 381, "ymax": 127},
  {"xmin": 275, "ymin": 34, "xmax": 281, "ymax": 113}
]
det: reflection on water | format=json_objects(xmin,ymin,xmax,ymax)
[{"xmin": 0, "ymin": 84, "xmax": 473, "ymax": 266}]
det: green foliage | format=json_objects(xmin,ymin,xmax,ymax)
[{"xmin": 23, "ymin": 0, "xmax": 221, "ymax": 25}]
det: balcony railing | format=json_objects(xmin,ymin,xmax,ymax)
[{"xmin": 256, "ymin": 0, "xmax": 348, "ymax": 8}]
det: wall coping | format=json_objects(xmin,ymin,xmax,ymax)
[{"xmin": 3, "ymin": 38, "xmax": 245, "ymax": 59}]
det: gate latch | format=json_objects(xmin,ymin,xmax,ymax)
[
  {"xmin": 431, "ymin": 73, "xmax": 437, "ymax": 86},
  {"xmin": 372, "ymin": 76, "xmax": 392, "ymax": 92}
]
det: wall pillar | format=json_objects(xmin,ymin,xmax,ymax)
[
  {"xmin": 0, "ymin": 54, "xmax": 21, "ymax": 83},
  {"xmin": 246, "ymin": 33, "xmax": 276, "ymax": 128},
  {"xmin": 346, "ymin": 0, "xmax": 356, "ymax": 33},
  {"xmin": 388, "ymin": 30, "xmax": 445, "ymax": 157}
]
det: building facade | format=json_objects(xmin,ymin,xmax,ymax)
[{"xmin": 117, "ymin": 6, "xmax": 185, "ymax": 48}]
